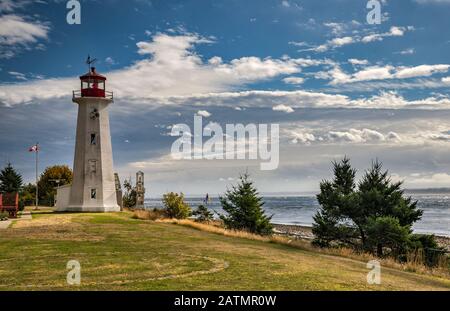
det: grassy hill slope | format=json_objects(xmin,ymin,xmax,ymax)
[{"xmin": 0, "ymin": 211, "xmax": 448, "ymax": 290}]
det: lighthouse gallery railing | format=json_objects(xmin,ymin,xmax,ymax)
[{"xmin": 73, "ymin": 90, "xmax": 114, "ymax": 100}]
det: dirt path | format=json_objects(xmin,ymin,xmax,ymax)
[{"xmin": 0, "ymin": 211, "xmax": 32, "ymax": 230}]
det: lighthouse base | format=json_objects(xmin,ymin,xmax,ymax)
[
  {"xmin": 55, "ymin": 185, "xmax": 121, "ymax": 213},
  {"xmin": 64, "ymin": 205, "xmax": 121, "ymax": 213}
]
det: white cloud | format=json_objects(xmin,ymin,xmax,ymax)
[
  {"xmin": 397, "ymin": 48, "xmax": 415, "ymax": 55},
  {"xmin": 325, "ymin": 78, "xmax": 450, "ymax": 93},
  {"xmin": 389, "ymin": 26, "xmax": 405, "ymax": 36},
  {"xmin": 405, "ymin": 173, "xmax": 450, "ymax": 188},
  {"xmin": 310, "ymin": 36, "xmax": 354, "ymax": 52},
  {"xmin": 395, "ymin": 64, "xmax": 450, "ymax": 79},
  {"xmin": 360, "ymin": 33, "xmax": 382, "ymax": 43},
  {"xmin": 283, "ymin": 126, "xmax": 405, "ymax": 145},
  {"xmin": 273, "ymin": 104, "xmax": 294, "ymax": 113},
  {"xmin": 325, "ymin": 64, "xmax": 450, "ymax": 85},
  {"xmin": 208, "ymin": 56, "xmax": 222, "ymax": 65},
  {"xmin": 0, "ymin": 14, "xmax": 50, "ymax": 59},
  {"xmin": 283, "ymin": 76, "xmax": 305, "ymax": 85},
  {"xmin": 414, "ymin": 0, "xmax": 450, "ymax": 4},
  {"xmin": 348, "ymin": 58, "xmax": 369, "ymax": 66},
  {"xmin": 105, "ymin": 57, "xmax": 116, "ymax": 65},
  {"xmin": 362, "ymin": 26, "xmax": 408, "ymax": 43},
  {"xmin": 329, "ymin": 36, "xmax": 354, "ymax": 47},
  {"xmin": 323, "ymin": 22, "xmax": 345, "ymax": 36},
  {"xmin": 213, "ymin": 56, "xmax": 301, "ymax": 81},
  {"xmin": 1, "ymin": 33, "xmax": 449, "ymax": 113},
  {"xmin": 348, "ymin": 91, "xmax": 450, "ymax": 109},
  {"xmin": 353, "ymin": 66, "xmax": 394, "ymax": 82},
  {"xmin": 387, "ymin": 131, "xmax": 402, "ymax": 141},
  {"xmin": 307, "ymin": 26, "xmax": 413, "ymax": 53},
  {"xmin": 154, "ymin": 90, "xmax": 450, "ymax": 110},
  {"xmin": 284, "ymin": 129, "xmax": 316, "ymax": 144},
  {"xmin": 443, "ymin": 77, "xmax": 450, "ymax": 83},
  {"xmin": 327, "ymin": 128, "xmax": 387, "ymax": 143},
  {"xmin": 196, "ymin": 110, "xmax": 211, "ymax": 118},
  {"xmin": 0, "ymin": 33, "xmax": 329, "ymax": 105},
  {"xmin": 419, "ymin": 131, "xmax": 450, "ymax": 142},
  {"xmin": 8, "ymin": 71, "xmax": 27, "ymax": 80},
  {"xmin": 0, "ymin": 0, "xmax": 28, "ymax": 13}
]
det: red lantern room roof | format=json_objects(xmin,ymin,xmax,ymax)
[
  {"xmin": 79, "ymin": 67, "xmax": 106, "ymax": 81},
  {"xmin": 73, "ymin": 65, "xmax": 113, "ymax": 100}
]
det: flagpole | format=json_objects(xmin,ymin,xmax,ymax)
[{"xmin": 35, "ymin": 142, "xmax": 39, "ymax": 211}]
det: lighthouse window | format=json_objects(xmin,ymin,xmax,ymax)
[
  {"xmin": 88, "ymin": 160, "xmax": 97, "ymax": 174},
  {"xmin": 91, "ymin": 189, "xmax": 97, "ymax": 199},
  {"xmin": 90, "ymin": 133, "xmax": 97, "ymax": 145}
]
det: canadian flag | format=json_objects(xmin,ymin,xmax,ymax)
[{"xmin": 29, "ymin": 144, "xmax": 39, "ymax": 152}]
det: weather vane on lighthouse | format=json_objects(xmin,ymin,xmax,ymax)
[{"xmin": 86, "ymin": 55, "xmax": 97, "ymax": 72}]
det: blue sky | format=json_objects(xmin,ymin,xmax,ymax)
[{"xmin": 1, "ymin": 0, "xmax": 450, "ymax": 196}]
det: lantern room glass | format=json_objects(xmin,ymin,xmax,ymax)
[{"xmin": 81, "ymin": 80, "xmax": 105, "ymax": 90}]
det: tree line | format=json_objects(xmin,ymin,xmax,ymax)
[{"xmin": 0, "ymin": 163, "xmax": 72, "ymax": 209}]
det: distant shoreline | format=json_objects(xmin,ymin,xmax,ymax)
[{"xmin": 148, "ymin": 189, "xmax": 450, "ymax": 199}]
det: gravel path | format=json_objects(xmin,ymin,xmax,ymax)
[{"xmin": 0, "ymin": 211, "xmax": 32, "ymax": 230}]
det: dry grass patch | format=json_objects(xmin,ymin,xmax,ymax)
[
  {"xmin": 6, "ymin": 213, "xmax": 105, "ymax": 242},
  {"xmin": 132, "ymin": 209, "xmax": 166, "ymax": 221},
  {"xmin": 12, "ymin": 214, "xmax": 74, "ymax": 229}
]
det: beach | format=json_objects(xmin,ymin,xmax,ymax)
[{"xmin": 273, "ymin": 223, "xmax": 450, "ymax": 252}]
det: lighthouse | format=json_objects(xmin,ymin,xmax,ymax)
[{"xmin": 56, "ymin": 60, "xmax": 120, "ymax": 212}]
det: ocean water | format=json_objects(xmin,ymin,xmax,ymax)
[{"xmin": 144, "ymin": 193, "xmax": 450, "ymax": 237}]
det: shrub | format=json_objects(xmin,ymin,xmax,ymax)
[
  {"xmin": 0, "ymin": 212, "xmax": 9, "ymax": 221},
  {"xmin": 162, "ymin": 192, "xmax": 191, "ymax": 219},
  {"xmin": 409, "ymin": 234, "xmax": 446, "ymax": 267},
  {"xmin": 365, "ymin": 216, "xmax": 410, "ymax": 257},
  {"xmin": 19, "ymin": 184, "xmax": 35, "ymax": 211},
  {"xmin": 122, "ymin": 180, "xmax": 137, "ymax": 208}
]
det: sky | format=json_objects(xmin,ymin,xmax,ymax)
[{"xmin": 1, "ymin": 0, "xmax": 450, "ymax": 196}]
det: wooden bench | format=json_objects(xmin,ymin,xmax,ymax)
[{"xmin": 0, "ymin": 193, "xmax": 19, "ymax": 218}]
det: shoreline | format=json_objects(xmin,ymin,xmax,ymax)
[{"xmin": 272, "ymin": 223, "xmax": 450, "ymax": 252}]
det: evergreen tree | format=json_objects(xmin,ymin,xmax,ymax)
[
  {"xmin": 193, "ymin": 204, "xmax": 214, "ymax": 222},
  {"xmin": 313, "ymin": 158, "xmax": 425, "ymax": 260},
  {"xmin": 358, "ymin": 160, "xmax": 422, "ymax": 255},
  {"xmin": 365, "ymin": 216, "xmax": 411, "ymax": 257},
  {"xmin": 219, "ymin": 173, "xmax": 273, "ymax": 235},
  {"xmin": 358, "ymin": 161, "xmax": 422, "ymax": 227},
  {"xmin": 313, "ymin": 157, "xmax": 360, "ymax": 247},
  {"xmin": 0, "ymin": 163, "xmax": 23, "ymax": 193}
]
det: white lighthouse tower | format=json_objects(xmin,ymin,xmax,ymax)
[{"xmin": 57, "ymin": 60, "xmax": 120, "ymax": 212}]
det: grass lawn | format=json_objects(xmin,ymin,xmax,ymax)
[{"xmin": 0, "ymin": 210, "xmax": 449, "ymax": 290}]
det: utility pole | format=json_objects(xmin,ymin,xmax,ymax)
[{"xmin": 35, "ymin": 142, "xmax": 39, "ymax": 211}]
